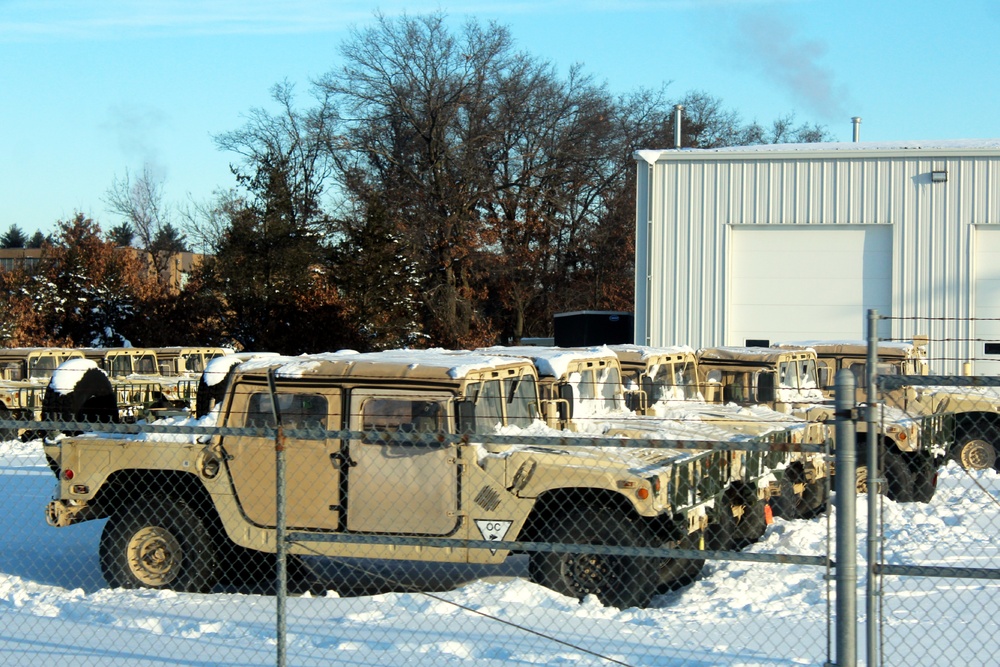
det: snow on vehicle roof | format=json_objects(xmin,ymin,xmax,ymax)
[
  {"xmin": 697, "ymin": 346, "xmax": 815, "ymax": 364},
  {"xmin": 48, "ymin": 358, "xmax": 101, "ymax": 395},
  {"xmin": 478, "ymin": 345, "xmax": 618, "ymax": 379},
  {"xmin": 609, "ymin": 344, "xmax": 696, "ymax": 362},
  {"xmin": 231, "ymin": 348, "xmax": 534, "ymax": 381},
  {"xmin": 774, "ymin": 340, "xmax": 921, "ymax": 358}
]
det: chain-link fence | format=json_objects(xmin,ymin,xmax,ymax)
[
  {"xmin": 873, "ymin": 371, "xmax": 1000, "ymax": 667},
  {"xmin": 10, "ymin": 333, "xmax": 1000, "ymax": 667},
  {"xmin": 3, "ymin": 412, "xmax": 835, "ymax": 666}
]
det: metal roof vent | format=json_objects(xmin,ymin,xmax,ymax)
[
  {"xmin": 852, "ymin": 116, "xmax": 862, "ymax": 142},
  {"xmin": 675, "ymin": 105, "xmax": 684, "ymax": 149}
]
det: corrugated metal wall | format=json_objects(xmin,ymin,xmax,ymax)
[{"xmin": 635, "ymin": 146, "xmax": 1000, "ymax": 374}]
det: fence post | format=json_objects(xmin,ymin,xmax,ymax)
[
  {"xmin": 267, "ymin": 369, "xmax": 288, "ymax": 667},
  {"xmin": 865, "ymin": 309, "xmax": 880, "ymax": 667},
  {"xmin": 835, "ymin": 369, "xmax": 858, "ymax": 667}
]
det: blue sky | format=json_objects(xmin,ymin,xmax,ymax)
[{"xmin": 2, "ymin": 0, "xmax": 998, "ymax": 237}]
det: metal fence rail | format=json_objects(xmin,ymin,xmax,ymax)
[{"xmin": 2, "ymin": 415, "xmax": 835, "ymax": 667}]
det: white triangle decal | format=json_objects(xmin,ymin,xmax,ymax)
[{"xmin": 474, "ymin": 519, "xmax": 513, "ymax": 555}]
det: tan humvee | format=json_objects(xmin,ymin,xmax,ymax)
[
  {"xmin": 777, "ymin": 338, "xmax": 995, "ymax": 471},
  {"xmin": 484, "ymin": 345, "xmax": 801, "ymax": 556},
  {"xmin": 44, "ymin": 348, "xmax": 724, "ymax": 608},
  {"xmin": 76, "ymin": 347, "xmax": 197, "ymax": 419},
  {"xmin": 610, "ymin": 344, "xmax": 828, "ymax": 525},
  {"xmin": 0, "ymin": 348, "xmax": 86, "ymax": 436},
  {"xmin": 697, "ymin": 345, "xmax": 939, "ymax": 504},
  {"xmin": 153, "ymin": 347, "xmax": 233, "ymax": 377}
]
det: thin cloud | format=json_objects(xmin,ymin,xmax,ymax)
[
  {"xmin": 732, "ymin": 12, "xmax": 850, "ymax": 120},
  {"xmin": 1, "ymin": 0, "xmax": 774, "ymax": 40}
]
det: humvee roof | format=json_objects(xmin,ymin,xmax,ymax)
[{"xmin": 230, "ymin": 349, "xmax": 537, "ymax": 384}]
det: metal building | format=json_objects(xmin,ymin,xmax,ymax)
[{"xmin": 634, "ymin": 139, "xmax": 1000, "ymax": 375}]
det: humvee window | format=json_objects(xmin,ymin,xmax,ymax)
[
  {"xmin": 465, "ymin": 380, "xmax": 503, "ymax": 433},
  {"xmin": 135, "ymin": 354, "xmax": 157, "ymax": 375},
  {"xmin": 506, "ymin": 375, "xmax": 539, "ymax": 428},
  {"xmin": 28, "ymin": 356, "xmax": 58, "ymax": 380},
  {"xmin": 184, "ymin": 355, "xmax": 204, "ymax": 373},
  {"xmin": 1, "ymin": 362, "xmax": 21, "ymax": 381},
  {"xmin": 246, "ymin": 392, "xmax": 328, "ymax": 430},
  {"xmin": 110, "ymin": 356, "xmax": 131, "ymax": 377},
  {"xmin": 364, "ymin": 398, "xmax": 446, "ymax": 432}
]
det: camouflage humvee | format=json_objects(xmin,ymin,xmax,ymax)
[{"xmin": 44, "ymin": 349, "xmax": 726, "ymax": 608}]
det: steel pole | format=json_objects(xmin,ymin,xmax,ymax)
[
  {"xmin": 865, "ymin": 309, "xmax": 880, "ymax": 667},
  {"xmin": 835, "ymin": 369, "xmax": 858, "ymax": 667}
]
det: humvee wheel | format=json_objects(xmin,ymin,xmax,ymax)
[
  {"xmin": 0, "ymin": 406, "xmax": 16, "ymax": 442},
  {"xmin": 100, "ymin": 498, "xmax": 217, "ymax": 592},
  {"xmin": 884, "ymin": 451, "xmax": 915, "ymax": 503},
  {"xmin": 528, "ymin": 507, "xmax": 658, "ymax": 609},
  {"xmin": 657, "ymin": 530, "xmax": 706, "ymax": 592},
  {"xmin": 856, "ymin": 464, "xmax": 870, "ymax": 494},
  {"xmin": 954, "ymin": 435, "xmax": 996, "ymax": 471},
  {"xmin": 911, "ymin": 454, "xmax": 939, "ymax": 503}
]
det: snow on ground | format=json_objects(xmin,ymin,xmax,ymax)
[{"xmin": 2, "ymin": 436, "xmax": 998, "ymax": 666}]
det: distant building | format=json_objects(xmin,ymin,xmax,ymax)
[
  {"xmin": 0, "ymin": 248, "xmax": 42, "ymax": 273},
  {"xmin": 634, "ymin": 139, "xmax": 1000, "ymax": 375},
  {"xmin": 0, "ymin": 247, "xmax": 205, "ymax": 295}
]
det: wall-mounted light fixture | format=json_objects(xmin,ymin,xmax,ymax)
[{"xmin": 931, "ymin": 170, "xmax": 948, "ymax": 183}]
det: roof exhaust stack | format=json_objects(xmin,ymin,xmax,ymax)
[
  {"xmin": 852, "ymin": 116, "xmax": 862, "ymax": 142},
  {"xmin": 674, "ymin": 105, "xmax": 684, "ymax": 149}
]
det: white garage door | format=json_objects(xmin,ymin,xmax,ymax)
[
  {"xmin": 974, "ymin": 228, "xmax": 1000, "ymax": 375},
  {"xmin": 728, "ymin": 226, "xmax": 893, "ymax": 346}
]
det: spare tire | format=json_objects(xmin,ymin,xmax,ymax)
[
  {"xmin": 43, "ymin": 361, "xmax": 119, "ymax": 427},
  {"xmin": 195, "ymin": 358, "xmax": 242, "ymax": 418}
]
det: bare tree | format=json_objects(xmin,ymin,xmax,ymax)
[{"xmin": 104, "ymin": 165, "xmax": 174, "ymax": 284}]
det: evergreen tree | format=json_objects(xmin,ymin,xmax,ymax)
[
  {"xmin": 26, "ymin": 230, "xmax": 47, "ymax": 248},
  {"xmin": 151, "ymin": 223, "xmax": 188, "ymax": 254},
  {"xmin": 0, "ymin": 225, "xmax": 27, "ymax": 249},
  {"xmin": 107, "ymin": 222, "xmax": 135, "ymax": 247}
]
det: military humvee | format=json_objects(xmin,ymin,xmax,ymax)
[
  {"xmin": 483, "ymin": 345, "xmax": 802, "ymax": 557},
  {"xmin": 697, "ymin": 345, "xmax": 938, "ymax": 504},
  {"xmin": 153, "ymin": 347, "xmax": 233, "ymax": 377},
  {"xmin": 44, "ymin": 349, "xmax": 725, "ymax": 608},
  {"xmin": 0, "ymin": 347, "xmax": 85, "ymax": 438},
  {"xmin": 776, "ymin": 338, "xmax": 996, "ymax": 471},
  {"xmin": 75, "ymin": 347, "xmax": 196, "ymax": 419}
]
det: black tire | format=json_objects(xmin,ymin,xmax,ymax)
[
  {"xmin": 883, "ymin": 450, "xmax": 915, "ymax": 503},
  {"xmin": 195, "ymin": 364, "xmax": 237, "ymax": 419},
  {"xmin": 706, "ymin": 506, "xmax": 736, "ymax": 551},
  {"xmin": 0, "ymin": 405, "xmax": 16, "ymax": 442},
  {"xmin": 99, "ymin": 497, "xmax": 217, "ymax": 592},
  {"xmin": 657, "ymin": 530, "xmax": 706, "ymax": 592},
  {"xmin": 799, "ymin": 479, "xmax": 829, "ymax": 520},
  {"xmin": 43, "ymin": 366, "xmax": 118, "ymax": 427},
  {"xmin": 528, "ymin": 506, "xmax": 659, "ymax": 609},
  {"xmin": 952, "ymin": 430, "xmax": 997, "ymax": 471},
  {"xmin": 734, "ymin": 498, "xmax": 769, "ymax": 549},
  {"xmin": 215, "ymin": 542, "xmax": 316, "ymax": 594},
  {"xmin": 770, "ymin": 475, "xmax": 803, "ymax": 520},
  {"xmin": 910, "ymin": 453, "xmax": 939, "ymax": 503}
]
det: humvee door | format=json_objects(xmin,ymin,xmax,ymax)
[
  {"xmin": 224, "ymin": 385, "xmax": 343, "ymax": 530},
  {"xmin": 345, "ymin": 389, "xmax": 459, "ymax": 536}
]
